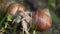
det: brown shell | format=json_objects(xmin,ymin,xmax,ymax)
[
  {"xmin": 34, "ymin": 9, "xmax": 52, "ymax": 31},
  {"xmin": 7, "ymin": 3, "xmax": 26, "ymax": 16}
]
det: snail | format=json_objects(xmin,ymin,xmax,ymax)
[
  {"xmin": 7, "ymin": 3, "xmax": 31, "ymax": 34},
  {"xmin": 6, "ymin": 3, "xmax": 52, "ymax": 33},
  {"xmin": 0, "ymin": 0, "xmax": 30, "ymax": 34},
  {"xmin": 7, "ymin": 3, "xmax": 26, "ymax": 17},
  {"xmin": 32, "ymin": 8, "xmax": 52, "ymax": 31},
  {"xmin": 0, "ymin": 0, "xmax": 52, "ymax": 34}
]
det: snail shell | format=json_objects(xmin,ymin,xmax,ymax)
[
  {"xmin": 33, "ymin": 9, "xmax": 52, "ymax": 31},
  {"xmin": 7, "ymin": 3, "xmax": 26, "ymax": 17}
]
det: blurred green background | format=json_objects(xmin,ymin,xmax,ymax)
[{"xmin": 0, "ymin": 0, "xmax": 60, "ymax": 34}]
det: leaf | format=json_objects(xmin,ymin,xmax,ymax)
[
  {"xmin": 4, "ymin": 22, "xmax": 8, "ymax": 28},
  {"xmin": 7, "ymin": 14, "xmax": 13, "ymax": 21}
]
